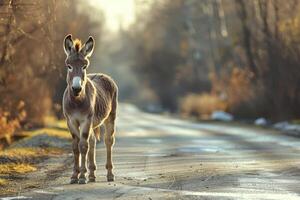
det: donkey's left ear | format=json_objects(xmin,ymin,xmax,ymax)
[
  {"xmin": 63, "ymin": 34, "xmax": 73, "ymax": 56},
  {"xmin": 81, "ymin": 36, "xmax": 94, "ymax": 57}
]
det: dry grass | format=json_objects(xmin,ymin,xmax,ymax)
[
  {"xmin": 180, "ymin": 93, "xmax": 227, "ymax": 119},
  {"xmin": 44, "ymin": 117, "xmax": 68, "ymax": 129},
  {"xmin": 0, "ymin": 178, "xmax": 7, "ymax": 186},
  {"xmin": 0, "ymin": 163, "xmax": 37, "ymax": 174},
  {"xmin": 0, "ymin": 147, "xmax": 64, "ymax": 163},
  {"xmin": 22, "ymin": 126, "xmax": 70, "ymax": 140}
]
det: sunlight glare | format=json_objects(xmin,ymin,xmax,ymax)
[{"xmin": 88, "ymin": 0, "xmax": 136, "ymax": 32}]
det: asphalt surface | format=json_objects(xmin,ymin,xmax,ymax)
[{"xmin": 9, "ymin": 104, "xmax": 300, "ymax": 200}]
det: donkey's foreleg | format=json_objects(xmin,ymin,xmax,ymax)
[
  {"xmin": 87, "ymin": 133, "xmax": 96, "ymax": 182},
  {"xmin": 104, "ymin": 115, "xmax": 116, "ymax": 182},
  {"xmin": 67, "ymin": 120, "xmax": 80, "ymax": 184},
  {"xmin": 78, "ymin": 120, "xmax": 92, "ymax": 184},
  {"xmin": 71, "ymin": 137, "xmax": 80, "ymax": 184}
]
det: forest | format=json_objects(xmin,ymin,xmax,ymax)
[{"xmin": 2, "ymin": 0, "xmax": 300, "ymax": 145}]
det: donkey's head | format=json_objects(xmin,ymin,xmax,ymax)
[{"xmin": 63, "ymin": 34, "xmax": 95, "ymax": 97}]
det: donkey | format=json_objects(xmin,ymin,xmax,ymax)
[{"xmin": 62, "ymin": 34, "xmax": 118, "ymax": 184}]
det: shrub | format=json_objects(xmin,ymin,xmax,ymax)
[
  {"xmin": 180, "ymin": 93, "xmax": 227, "ymax": 119},
  {"xmin": 0, "ymin": 101, "xmax": 25, "ymax": 147}
]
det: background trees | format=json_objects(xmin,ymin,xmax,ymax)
[
  {"xmin": 0, "ymin": 0, "xmax": 103, "ymax": 145},
  {"xmin": 123, "ymin": 0, "xmax": 300, "ymax": 120}
]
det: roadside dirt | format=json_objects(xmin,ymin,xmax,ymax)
[{"xmin": 0, "ymin": 125, "xmax": 72, "ymax": 197}]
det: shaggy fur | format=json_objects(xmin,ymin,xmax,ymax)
[{"xmin": 62, "ymin": 34, "xmax": 118, "ymax": 184}]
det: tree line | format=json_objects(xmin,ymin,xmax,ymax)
[{"xmin": 125, "ymin": 0, "xmax": 300, "ymax": 120}]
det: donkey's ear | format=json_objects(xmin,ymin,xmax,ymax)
[
  {"xmin": 81, "ymin": 36, "xmax": 94, "ymax": 57},
  {"xmin": 63, "ymin": 34, "xmax": 73, "ymax": 56}
]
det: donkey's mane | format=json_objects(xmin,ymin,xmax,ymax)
[{"xmin": 73, "ymin": 39, "xmax": 82, "ymax": 52}]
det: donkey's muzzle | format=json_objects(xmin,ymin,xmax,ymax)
[{"xmin": 72, "ymin": 87, "xmax": 82, "ymax": 96}]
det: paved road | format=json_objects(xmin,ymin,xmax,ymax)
[{"xmin": 23, "ymin": 104, "xmax": 300, "ymax": 199}]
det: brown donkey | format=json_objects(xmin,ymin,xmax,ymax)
[{"xmin": 62, "ymin": 34, "xmax": 118, "ymax": 184}]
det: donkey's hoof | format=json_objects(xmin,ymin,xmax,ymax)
[
  {"xmin": 107, "ymin": 175, "xmax": 114, "ymax": 182},
  {"xmin": 88, "ymin": 177, "xmax": 96, "ymax": 183},
  {"xmin": 78, "ymin": 178, "xmax": 87, "ymax": 184},
  {"xmin": 70, "ymin": 178, "xmax": 78, "ymax": 184}
]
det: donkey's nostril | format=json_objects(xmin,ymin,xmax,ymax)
[{"xmin": 72, "ymin": 87, "xmax": 82, "ymax": 94}]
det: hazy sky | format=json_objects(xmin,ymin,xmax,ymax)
[{"xmin": 88, "ymin": 0, "xmax": 136, "ymax": 32}]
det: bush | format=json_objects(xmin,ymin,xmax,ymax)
[
  {"xmin": 180, "ymin": 68, "xmax": 265, "ymax": 119},
  {"xmin": 180, "ymin": 93, "xmax": 227, "ymax": 119},
  {"xmin": 0, "ymin": 101, "xmax": 26, "ymax": 147}
]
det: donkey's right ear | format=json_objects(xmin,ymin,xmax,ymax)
[{"xmin": 63, "ymin": 34, "xmax": 73, "ymax": 56}]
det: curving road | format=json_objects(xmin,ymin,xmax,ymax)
[{"xmin": 24, "ymin": 104, "xmax": 300, "ymax": 199}]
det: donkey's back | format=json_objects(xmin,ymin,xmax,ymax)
[{"xmin": 88, "ymin": 73, "xmax": 117, "ymax": 100}]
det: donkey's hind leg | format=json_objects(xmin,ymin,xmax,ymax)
[
  {"xmin": 87, "ymin": 131, "xmax": 97, "ymax": 182},
  {"xmin": 104, "ymin": 113, "xmax": 116, "ymax": 182}
]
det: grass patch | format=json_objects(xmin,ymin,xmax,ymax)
[
  {"xmin": 0, "ymin": 148, "xmax": 39, "ymax": 158},
  {"xmin": 0, "ymin": 163, "xmax": 37, "ymax": 174},
  {"xmin": 22, "ymin": 127, "xmax": 70, "ymax": 139},
  {"xmin": 1, "ymin": 147, "xmax": 64, "ymax": 158},
  {"xmin": 44, "ymin": 117, "xmax": 68, "ymax": 131},
  {"xmin": 53, "ymin": 120, "xmax": 68, "ymax": 129},
  {"xmin": 0, "ymin": 178, "xmax": 7, "ymax": 186}
]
